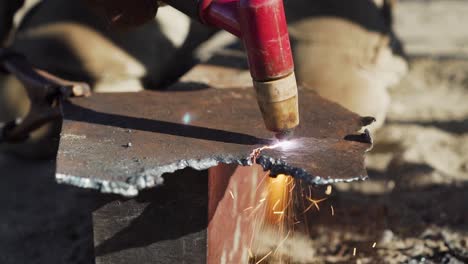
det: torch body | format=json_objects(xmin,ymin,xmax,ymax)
[{"xmin": 163, "ymin": 0, "xmax": 299, "ymax": 135}]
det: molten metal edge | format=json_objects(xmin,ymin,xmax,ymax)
[{"xmin": 56, "ymin": 153, "xmax": 369, "ymax": 197}]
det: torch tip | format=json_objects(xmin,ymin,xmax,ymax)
[{"xmin": 275, "ymin": 129, "xmax": 294, "ymax": 140}]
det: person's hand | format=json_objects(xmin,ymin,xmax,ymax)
[{"xmin": 85, "ymin": 0, "xmax": 160, "ymax": 28}]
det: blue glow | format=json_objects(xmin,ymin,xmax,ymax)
[{"xmin": 182, "ymin": 113, "xmax": 191, "ymax": 124}]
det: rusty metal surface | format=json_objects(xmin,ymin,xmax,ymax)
[
  {"xmin": 207, "ymin": 164, "xmax": 266, "ymax": 263},
  {"xmin": 56, "ymin": 87, "xmax": 373, "ymax": 197}
]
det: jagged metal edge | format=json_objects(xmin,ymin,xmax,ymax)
[
  {"xmin": 256, "ymin": 155, "xmax": 368, "ymax": 185},
  {"xmin": 56, "ymin": 173, "xmax": 142, "ymax": 197},
  {"xmin": 55, "ymin": 150, "xmax": 368, "ymax": 197}
]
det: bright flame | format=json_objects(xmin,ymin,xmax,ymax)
[
  {"xmin": 273, "ymin": 139, "xmax": 298, "ymax": 151},
  {"xmin": 247, "ymin": 139, "xmax": 330, "ymax": 263},
  {"xmin": 249, "ymin": 139, "xmax": 299, "ymax": 163},
  {"xmin": 248, "ymin": 174, "xmax": 331, "ymax": 263},
  {"xmin": 265, "ymin": 174, "xmax": 289, "ymax": 225}
]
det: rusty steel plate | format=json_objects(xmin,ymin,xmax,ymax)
[{"xmin": 56, "ymin": 88, "xmax": 373, "ymax": 197}]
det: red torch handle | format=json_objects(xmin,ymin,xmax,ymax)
[
  {"xmin": 197, "ymin": 0, "xmax": 294, "ymax": 81},
  {"xmin": 237, "ymin": 0, "xmax": 294, "ymax": 81},
  {"xmin": 163, "ymin": 0, "xmax": 295, "ymax": 81},
  {"xmin": 164, "ymin": 0, "xmax": 299, "ymax": 132}
]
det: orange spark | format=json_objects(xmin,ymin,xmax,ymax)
[
  {"xmin": 372, "ymin": 242, "xmax": 377, "ymax": 248},
  {"xmin": 249, "ymin": 202, "xmax": 265, "ymax": 218},
  {"xmin": 325, "ymin": 185, "xmax": 332, "ymax": 195},
  {"xmin": 306, "ymin": 197, "xmax": 328, "ymax": 211},
  {"xmin": 243, "ymin": 206, "xmax": 254, "ymax": 212},
  {"xmin": 302, "ymin": 202, "xmax": 315, "ymax": 214},
  {"xmin": 255, "ymin": 251, "xmax": 272, "ymax": 264},
  {"xmin": 289, "ymin": 183, "xmax": 296, "ymax": 193},
  {"xmin": 274, "ymin": 230, "xmax": 291, "ymax": 254},
  {"xmin": 331, "ymin": 205, "xmax": 335, "ymax": 216},
  {"xmin": 254, "ymin": 172, "xmax": 270, "ymax": 194},
  {"xmin": 353, "ymin": 247, "xmax": 357, "ymax": 256},
  {"xmin": 272, "ymin": 199, "xmax": 281, "ymax": 211}
]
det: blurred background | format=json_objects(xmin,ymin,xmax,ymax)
[{"xmin": 0, "ymin": 0, "xmax": 467, "ymax": 263}]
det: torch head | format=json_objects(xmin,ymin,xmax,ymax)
[
  {"xmin": 275, "ymin": 128, "xmax": 295, "ymax": 141},
  {"xmin": 161, "ymin": 0, "xmax": 300, "ymax": 138},
  {"xmin": 237, "ymin": 0, "xmax": 300, "ymax": 139},
  {"xmin": 253, "ymin": 73, "xmax": 299, "ymax": 140}
]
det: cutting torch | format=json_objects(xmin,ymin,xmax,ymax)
[{"xmin": 162, "ymin": 0, "xmax": 300, "ymax": 139}]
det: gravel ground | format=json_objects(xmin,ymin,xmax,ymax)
[{"xmin": 302, "ymin": 1, "xmax": 468, "ymax": 263}]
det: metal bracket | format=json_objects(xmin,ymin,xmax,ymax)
[{"xmin": 0, "ymin": 48, "xmax": 90, "ymax": 143}]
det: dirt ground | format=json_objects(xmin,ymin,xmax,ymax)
[
  {"xmin": 298, "ymin": 1, "xmax": 468, "ymax": 263},
  {"xmin": 1, "ymin": 0, "xmax": 467, "ymax": 264}
]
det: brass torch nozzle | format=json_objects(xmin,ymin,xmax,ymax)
[{"xmin": 253, "ymin": 72, "xmax": 299, "ymax": 139}]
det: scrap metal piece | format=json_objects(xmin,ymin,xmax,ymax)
[{"xmin": 56, "ymin": 88, "xmax": 373, "ymax": 197}]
